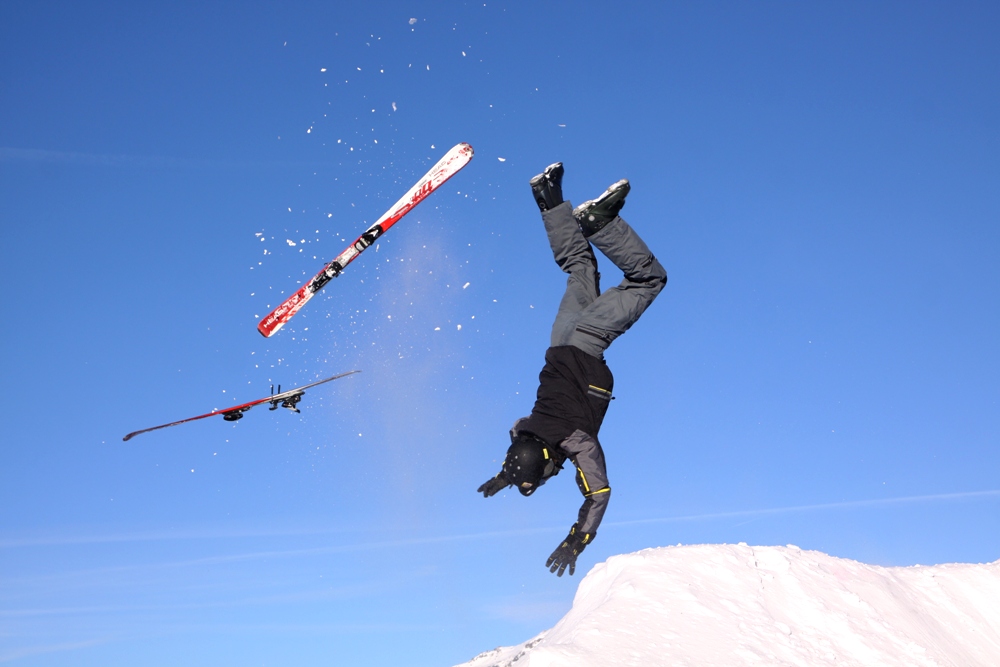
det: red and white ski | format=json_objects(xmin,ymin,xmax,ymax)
[
  {"xmin": 257, "ymin": 142, "xmax": 474, "ymax": 337},
  {"xmin": 122, "ymin": 370, "xmax": 361, "ymax": 441}
]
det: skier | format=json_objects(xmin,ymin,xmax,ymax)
[{"xmin": 478, "ymin": 162, "xmax": 667, "ymax": 576}]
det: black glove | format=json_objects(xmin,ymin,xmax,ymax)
[
  {"xmin": 546, "ymin": 524, "xmax": 592, "ymax": 577},
  {"xmin": 477, "ymin": 472, "xmax": 510, "ymax": 498}
]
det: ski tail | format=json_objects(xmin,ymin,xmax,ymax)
[{"xmin": 256, "ymin": 143, "xmax": 474, "ymax": 338}]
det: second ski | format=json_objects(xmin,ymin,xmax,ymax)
[{"xmin": 257, "ymin": 142, "xmax": 474, "ymax": 337}]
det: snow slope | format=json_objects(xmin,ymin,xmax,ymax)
[{"xmin": 457, "ymin": 544, "xmax": 1000, "ymax": 667}]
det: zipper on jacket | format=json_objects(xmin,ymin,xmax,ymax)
[{"xmin": 588, "ymin": 384, "xmax": 613, "ymax": 401}]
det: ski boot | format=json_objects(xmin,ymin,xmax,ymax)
[
  {"xmin": 574, "ymin": 179, "xmax": 630, "ymax": 237},
  {"xmin": 529, "ymin": 162, "xmax": 565, "ymax": 212}
]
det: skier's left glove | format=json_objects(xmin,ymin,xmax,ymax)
[
  {"xmin": 546, "ymin": 524, "xmax": 592, "ymax": 577},
  {"xmin": 477, "ymin": 472, "xmax": 511, "ymax": 498}
]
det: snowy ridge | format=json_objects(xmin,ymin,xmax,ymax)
[{"xmin": 457, "ymin": 544, "xmax": 1000, "ymax": 667}]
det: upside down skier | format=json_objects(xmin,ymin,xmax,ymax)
[{"xmin": 478, "ymin": 163, "xmax": 667, "ymax": 576}]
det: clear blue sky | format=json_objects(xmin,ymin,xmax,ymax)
[{"xmin": 1, "ymin": 1, "xmax": 998, "ymax": 665}]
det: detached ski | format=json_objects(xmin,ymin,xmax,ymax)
[
  {"xmin": 123, "ymin": 370, "xmax": 360, "ymax": 441},
  {"xmin": 257, "ymin": 142, "xmax": 474, "ymax": 337}
]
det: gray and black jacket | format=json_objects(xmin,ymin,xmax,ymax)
[{"xmin": 511, "ymin": 344, "xmax": 614, "ymax": 537}]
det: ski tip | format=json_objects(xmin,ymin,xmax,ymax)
[
  {"xmin": 123, "ymin": 433, "xmax": 134, "ymax": 442},
  {"xmin": 446, "ymin": 142, "xmax": 474, "ymax": 160}
]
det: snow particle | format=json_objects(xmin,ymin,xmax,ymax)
[
  {"xmin": 409, "ymin": 18, "xmax": 417, "ymax": 25},
  {"xmin": 498, "ymin": 157, "xmax": 506, "ymax": 162}
]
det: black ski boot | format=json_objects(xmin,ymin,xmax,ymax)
[
  {"xmin": 574, "ymin": 179, "xmax": 630, "ymax": 237},
  {"xmin": 530, "ymin": 162, "xmax": 565, "ymax": 212}
]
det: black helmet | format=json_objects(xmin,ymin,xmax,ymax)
[{"xmin": 503, "ymin": 434, "xmax": 552, "ymax": 496}]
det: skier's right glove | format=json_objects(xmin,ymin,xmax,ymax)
[
  {"xmin": 477, "ymin": 472, "xmax": 511, "ymax": 498},
  {"xmin": 546, "ymin": 524, "xmax": 592, "ymax": 577}
]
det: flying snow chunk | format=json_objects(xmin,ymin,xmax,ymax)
[
  {"xmin": 320, "ymin": 68, "xmax": 327, "ymax": 72},
  {"xmin": 409, "ymin": 18, "xmax": 417, "ymax": 25},
  {"xmin": 462, "ymin": 282, "xmax": 470, "ymax": 289},
  {"xmin": 286, "ymin": 239, "xmax": 297, "ymax": 246},
  {"xmin": 457, "ymin": 324, "xmax": 462, "ymax": 331},
  {"xmin": 392, "ymin": 102, "xmax": 397, "ymax": 111},
  {"xmin": 498, "ymin": 157, "xmax": 506, "ymax": 162}
]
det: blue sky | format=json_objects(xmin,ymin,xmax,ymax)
[{"xmin": 1, "ymin": 1, "xmax": 998, "ymax": 665}]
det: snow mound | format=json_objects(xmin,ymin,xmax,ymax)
[{"xmin": 457, "ymin": 544, "xmax": 1000, "ymax": 667}]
